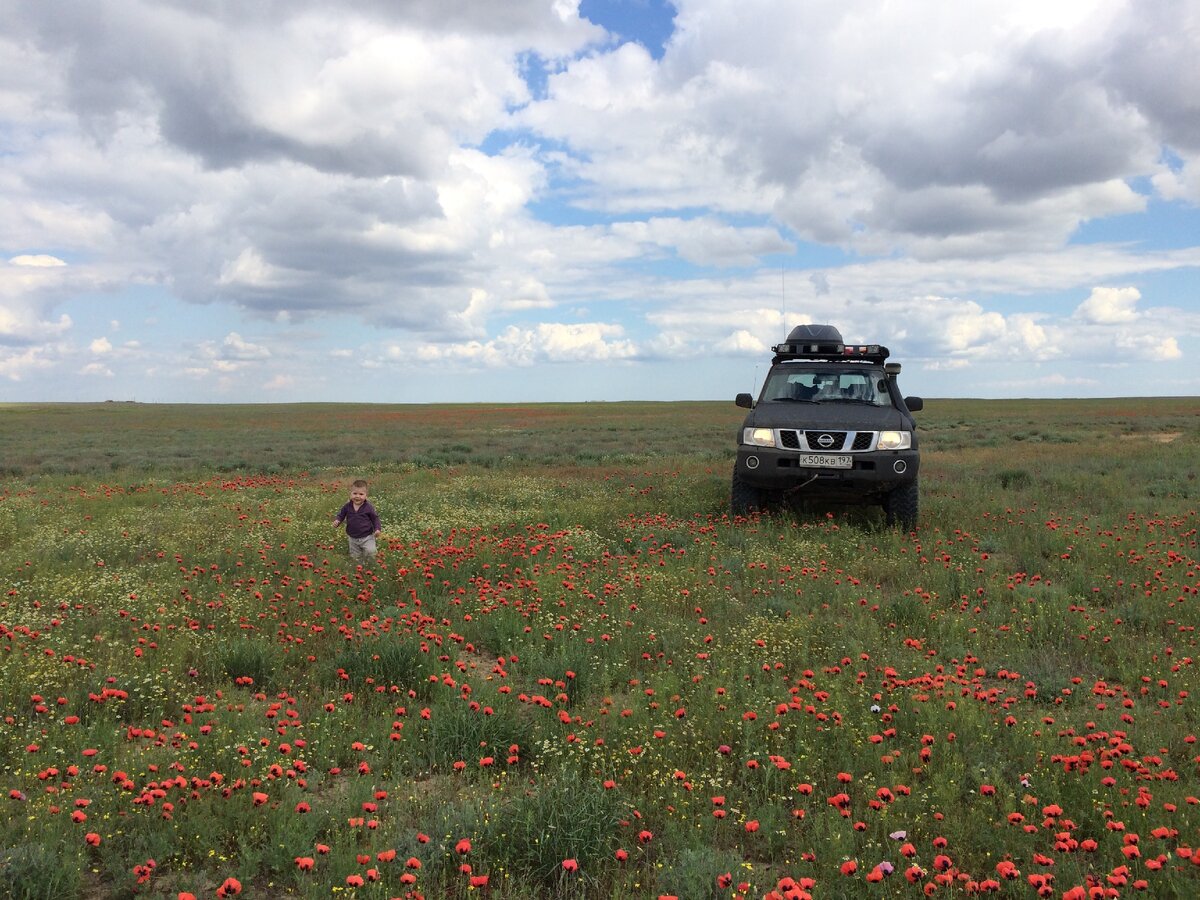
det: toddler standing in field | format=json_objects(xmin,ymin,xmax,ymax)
[{"xmin": 332, "ymin": 479, "xmax": 382, "ymax": 566}]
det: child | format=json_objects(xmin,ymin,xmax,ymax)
[{"xmin": 332, "ymin": 479, "xmax": 382, "ymax": 566}]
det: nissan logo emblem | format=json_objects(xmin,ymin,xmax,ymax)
[{"xmin": 816, "ymin": 433, "xmax": 834, "ymax": 448}]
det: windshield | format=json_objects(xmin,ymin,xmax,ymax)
[{"xmin": 761, "ymin": 367, "xmax": 889, "ymax": 406}]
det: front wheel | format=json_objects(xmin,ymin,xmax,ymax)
[
  {"xmin": 731, "ymin": 469, "xmax": 765, "ymax": 516},
  {"xmin": 884, "ymin": 480, "xmax": 919, "ymax": 530}
]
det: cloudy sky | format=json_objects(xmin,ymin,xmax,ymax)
[{"xmin": 2, "ymin": 0, "xmax": 1198, "ymax": 402}]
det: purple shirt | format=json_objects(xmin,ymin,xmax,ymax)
[{"xmin": 335, "ymin": 499, "xmax": 381, "ymax": 538}]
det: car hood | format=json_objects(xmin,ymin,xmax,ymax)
[{"xmin": 743, "ymin": 401, "xmax": 912, "ymax": 431}]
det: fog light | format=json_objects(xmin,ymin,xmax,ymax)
[
  {"xmin": 746, "ymin": 456, "xmax": 760, "ymax": 470},
  {"xmin": 893, "ymin": 460, "xmax": 907, "ymax": 474}
]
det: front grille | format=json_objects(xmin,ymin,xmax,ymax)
[
  {"xmin": 805, "ymin": 430, "xmax": 848, "ymax": 450},
  {"xmin": 775, "ymin": 430, "xmax": 877, "ymax": 451}
]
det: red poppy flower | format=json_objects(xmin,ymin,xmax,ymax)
[{"xmin": 562, "ymin": 858, "xmax": 578, "ymax": 872}]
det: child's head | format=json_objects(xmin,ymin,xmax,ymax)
[{"xmin": 350, "ymin": 479, "xmax": 368, "ymax": 502}]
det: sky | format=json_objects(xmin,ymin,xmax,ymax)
[{"xmin": 2, "ymin": 0, "xmax": 1198, "ymax": 403}]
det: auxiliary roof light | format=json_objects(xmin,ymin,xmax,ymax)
[{"xmin": 770, "ymin": 340, "xmax": 891, "ymax": 363}]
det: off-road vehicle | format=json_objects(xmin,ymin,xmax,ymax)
[{"xmin": 732, "ymin": 324, "xmax": 924, "ymax": 528}]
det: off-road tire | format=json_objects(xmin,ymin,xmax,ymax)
[
  {"xmin": 731, "ymin": 469, "xmax": 765, "ymax": 517},
  {"xmin": 884, "ymin": 480, "xmax": 919, "ymax": 530}
]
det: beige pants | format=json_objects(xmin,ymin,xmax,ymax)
[{"xmin": 348, "ymin": 534, "xmax": 377, "ymax": 563}]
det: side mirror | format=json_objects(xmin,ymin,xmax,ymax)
[
  {"xmin": 735, "ymin": 393, "xmax": 754, "ymax": 409},
  {"xmin": 904, "ymin": 396, "xmax": 923, "ymax": 412}
]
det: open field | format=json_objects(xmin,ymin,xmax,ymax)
[{"xmin": 1, "ymin": 398, "xmax": 1198, "ymax": 899}]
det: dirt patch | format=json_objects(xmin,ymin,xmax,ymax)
[{"xmin": 1119, "ymin": 432, "xmax": 1182, "ymax": 443}]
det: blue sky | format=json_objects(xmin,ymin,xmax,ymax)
[{"xmin": 1, "ymin": 0, "xmax": 1198, "ymax": 403}]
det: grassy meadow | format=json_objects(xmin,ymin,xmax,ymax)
[{"xmin": 1, "ymin": 398, "xmax": 1198, "ymax": 899}]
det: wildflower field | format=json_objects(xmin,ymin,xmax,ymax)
[{"xmin": 1, "ymin": 398, "xmax": 1198, "ymax": 899}]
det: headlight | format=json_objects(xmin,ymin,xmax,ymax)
[
  {"xmin": 876, "ymin": 430, "xmax": 911, "ymax": 450},
  {"xmin": 742, "ymin": 427, "xmax": 776, "ymax": 448}
]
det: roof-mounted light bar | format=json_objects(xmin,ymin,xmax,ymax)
[
  {"xmin": 771, "ymin": 341, "xmax": 890, "ymax": 364},
  {"xmin": 772, "ymin": 340, "xmax": 844, "ymax": 356}
]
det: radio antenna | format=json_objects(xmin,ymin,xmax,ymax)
[{"xmin": 780, "ymin": 264, "xmax": 786, "ymax": 326}]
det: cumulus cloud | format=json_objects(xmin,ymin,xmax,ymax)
[
  {"xmin": 1074, "ymin": 286, "xmax": 1141, "ymax": 324},
  {"xmin": 525, "ymin": 0, "xmax": 1192, "ymax": 257},
  {"xmin": 1114, "ymin": 332, "xmax": 1181, "ymax": 360},
  {"xmin": 190, "ymin": 332, "xmax": 272, "ymax": 376},
  {"xmin": 220, "ymin": 332, "xmax": 271, "ymax": 361},
  {"xmin": 714, "ymin": 329, "xmax": 769, "ymax": 356},
  {"xmin": 412, "ymin": 322, "xmax": 637, "ymax": 367},
  {"xmin": 0, "ymin": 346, "xmax": 55, "ymax": 381}
]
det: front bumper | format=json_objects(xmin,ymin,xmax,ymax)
[{"xmin": 735, "ymin": 446, "xmax": 920, "ymax": 497}]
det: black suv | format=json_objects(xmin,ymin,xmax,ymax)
[{"xmin": 732, "ymin": 324, "xmax": 924, "ymax": 528}]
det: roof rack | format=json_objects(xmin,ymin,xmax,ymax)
[{"xmin": 771, "ymin": 341, "xmax": 890, "ymax": 365}]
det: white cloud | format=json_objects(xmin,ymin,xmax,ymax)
[
  {"xmin": 1074, "ymin": 286, "xmax": 1141, "ymax": 324},
  {"xmin": 714, "ymin": 329, "xmax": 769, "ymax": 356},
  {"xmin": 220, "ymin": 332, "xmax": 271, "ymax": 361},
  {"xmin": 192, "ymin": 332, "xmax": 271, "ymax": 374},
  {"xmin": 219, "ymin": 249, "xmax": 286, "ymax": 289},
  {"xmin": 0, "ymin": 346, "xmax": 55, "ymax": 381},
  {"xmin": 1115, "ymin": 332, "xmax": 1182, "ymax": 360},
  {"xmin": 0, "ymin": 306, "xmax": 71, "ymax": 342},
  {"xmin": 89, "ymin": 337, "xmax": 113, "ymax": 353},
  {"xmin": 413, "ymin": 322, "xmax": 637, "ymax": 367},
  {"xmin": 9, "ymin": 254, "xmax": 66, "ymax": 267},
  {"xmin": 516, "ymin": 0, "xmax": 1195, "ymax": 262},
  {"xmin": 79, "ymin": 362, "xmax": 113, "ymax": 377}
]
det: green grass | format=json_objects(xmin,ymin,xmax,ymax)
[{"xmin": 0, "ymin": 398, "xmax": 1198, "ymax": 898}]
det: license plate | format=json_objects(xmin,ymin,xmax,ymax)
[{"xmin": 796, "ymin": 453, "xmax": 852, "ymax": 469}]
